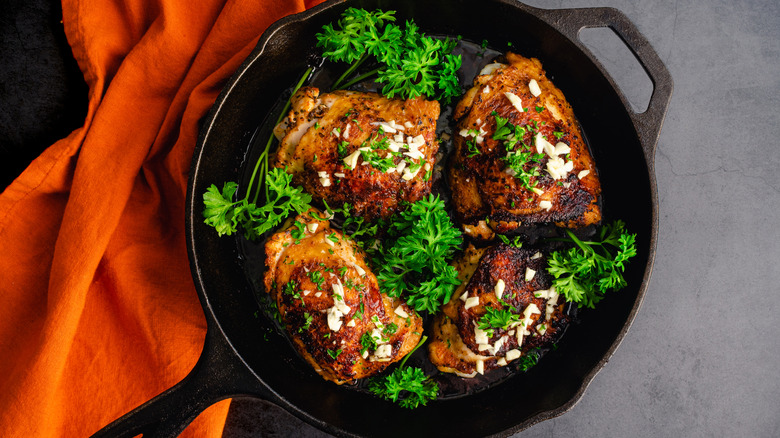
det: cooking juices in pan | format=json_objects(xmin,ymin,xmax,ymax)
[{"xmin": 238, "ymin": 39, "xmax": 588, "ymax": 401}]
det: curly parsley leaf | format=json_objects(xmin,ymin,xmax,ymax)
[
  {"xmin": 318, "ymin": 8, "xmax": 462, "ymax": 102},
  {"xmin": 368, "ymin": 335, "xmax": 438, "ymax": 409},
  {"xmin": 203, "ymin": 182, "xmax": 241, "ymax": 236},
  {"xmin": 369, "ymin": 366, "xmax": 439, "ymax": 409},
  {"xmin": 517, "ymin": 349, "xmax": 540, "ymax": 371},
  {"xmin": 492, "ymin": 114, "xmax": 544, "ymax": 192},
  {"xmin": 374, "ymin": 194, "xmax": 462, "ymax": 313},
  {"xmin": 478, "ymin": 306, "xmax": 520, "ymax": 337},
  {"xmin": 202, "ymin": 68, "xmax": 313, "ymax": 241},
  {"xmin": 315, "ymin": 8, "xmax": 397, "ymax": 64},
  {"xmin": 202, "ymin": 168, "xmax": 312, "ymax": 241},
  {"xmin": 546, "ymin": 221, "xmax": 638, "ymax": 308}
]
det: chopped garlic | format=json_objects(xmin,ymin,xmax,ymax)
[
  {"xmin": 554, "ymin": 142, "xmax": 571, "ymax": 155},
  {"xmin": 497, "ymin": 357, "xmax": 507, "ymax": 366},
  {"xmin": 375, "ymin": 121, "xmax": 397, "ymax": 133},
  {"xmin": 343, "ymin": 150, "xmax": 360, "ymax": 169},
  {"xmin": 374, "ymin": 344, "xmax": 393, "ymax": 359},
  {"xmin": 474, "ymin": 326, "xmax": 490, "ymax": 345},
  {"xmin": 517, "ymin": 303, "xmax": 541, "ymax": 346},
  {"xmin": 483, "ymin": 85, "xmax": 491, "ymax": 94},
  {"xmin": 529, "ymin": 79, "xmax": 542, "ymax": 97},
  {"xmin": 394, "ymin": 305, "xmax": 409, "ymax": 318},
  {"xmin": 346, "ymin": 319, "xmax": 356, "ymax": 327},
  {"xmin": 402, "ymin": 166, "xmax": 421, "ymax": 181},
  {"xmin": 525, "ymin": 268, "xmax": 536, "ymax": 282},
  {"xmin": 306, "ymin": 223, "xmax": 318, "ymax": 234},
  {"xmin": 505, "ymin": 349, "xmax": 521, "ymax": 361},
  {"xmin": 460, "ymin": 291, "xmax": 469, "ymax": 302},
  {"xmin": 534, "ymin": 132, "xmax": 548, "ymax": 154},
  {"xmin": 464, "ymin": 296, "xmax": 480, "ymax": 310},
  {"xmin": 578, "ymin": 169, "xmax": 590, "ymax": 179},
  {"xmin": 494, "ymin": 279, "xmax": 506, "ymax": 300},
  {"xmin": 546, "ymin": 156, "xmax": 568, "ymax": 180},
  {"xmin": 531, "ymin": 187, "xmax": 544, "ymax": 196},
  {"xmin": 545, "ymin": 286, "xmax": 559, "ymax": 321},
  {"xmin": 333, "ymin": 172, "xmax": 345, "ymax": 178},
  {"xmin": 539, "ymin": 200, "xmax": 553, "ymax": 211},
  {"xmin": 493, "ymin": 336, "xmax": 507, "ymax": 353},
  {"xmin": 327, "ymin": 306, "xmax": 344, "ymax": 331},
  {"xmin": 476, "ymin": 359, "xmax": 485, "ymax": 375},
  {"xmin": 531, "ymin": 252, "xmax": 543, "ymax": 260},
  {"xmin": 504, "ymin": 92, "xmax": 524, "ymax": 113},
  {"xmin": 350, "ymin": 263, "xmax": 366, "ymax": 277},
  {"xmin": 480, "ymin": 63, "xmax": 504, "ymax": 76}
]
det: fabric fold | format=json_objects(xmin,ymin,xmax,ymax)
[{"xmin": 0, "ymin": 0, "xmax": 324, "ymax": 436}]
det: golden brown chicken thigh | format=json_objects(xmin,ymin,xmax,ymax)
[
  {"xmin": 273, "ymin": 87, "xmax": 440, "ymax": 220},
  {"xmin": 264, "ymin": 209, "xmax": 423, "ymax": 384},
  {"xmin": 428, "ymin": 243, "xmax": 569, "ymax": 377},
  {"xmin": 448, "ymin": 53, "xmax": 601, "ymax": 238}
]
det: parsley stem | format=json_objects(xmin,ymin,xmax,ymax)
[
  {"xmin": 331, "ymin": 53, "xmax": 370, "ymax": 90},
  {"xmin": 399, "ymin": 335, "xmax": 427, "ymax": 369},
  {"xmin": 246, "ymin": 67, "xmax": 313, "ymax": 205},
  {"xmin": 336, "ymin": 66, "xmax": 382, "ymax": 90}
]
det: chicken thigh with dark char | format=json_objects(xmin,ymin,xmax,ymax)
[
  {"xmin": 428, "ymin": 243, "xmax": 569, "ymax": 377},
  {"xmin": 448, "ymin": 52, "xmax": 602, "ymax": 238}
]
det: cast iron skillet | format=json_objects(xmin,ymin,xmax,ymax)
[{"xmin": 92, "ymin": 0, "xmax": 672, "ymax": 436}]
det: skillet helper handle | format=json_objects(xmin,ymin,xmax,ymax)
[
  {"xmin": 90, "ymin": 328, "xmax": 267, "ymax": 438},
  {"xmin": 534, "ymin": 6, "xmax": 673, "ymax": 163}
]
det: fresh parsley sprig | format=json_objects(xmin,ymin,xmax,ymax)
[
  {"xmin": 478, "ymin": 306, "xmax": 520, "ymax": 338},
  {"xmin": 374, "ymin": 194, "xmax": 463, "ymax": 313},
  {"xmin": 368, "ymin": 336, "xmax": 438, "ymax": 408},
  {"xmin": 492, "ymin": 114, "xmax": 545, "ymax": 192},
  {"xmin": 202, "ymin": 68, "xmax": 313, "ymax": 240},
  {"xmin": 316, "ymin": 8, "xmax": 462, "ymax": 103},
  {"xmin": 546, "ymin": 221, "xmax": 638, "ymax": 308},
  {"xmin": 202, "ymin": 168, "xmax": 312, "ymax": 240}
]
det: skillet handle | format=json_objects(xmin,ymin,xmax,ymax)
[
  {"xmin": 533, "ymin": 6, "xmax": 673, "ymax": 164},
  {"xmin": 90, "ymin": 327, "xmax": 269, "ymax": 438}
]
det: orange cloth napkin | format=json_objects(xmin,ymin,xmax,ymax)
[{"xmin": 0, "ymin": 0, "xmax": 324, "ymax": 436}]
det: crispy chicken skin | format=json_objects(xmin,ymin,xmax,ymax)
[
  {"xmin": 449, "ymin": 52, "xmax": 601, "ymax": 237},
  {"xmin": 428, "ymin": 244, "xmax": 568, "ymax": 377},
  {"xmin": 274, "ymin": 87, "xmax": 440, "ymax": 220},
  {"xmin": 264, "ymin": 209, "xmax": 423, "ymax": 384}
]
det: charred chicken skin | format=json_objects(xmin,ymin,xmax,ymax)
[
  {"xmin": 273, "ymin": 87, "xmax": 440, "ymax": 220},
  {"xmin": 428, "ymin": 243, "xmax": 569, "ymax": 377},
  {"xmin": 264, "ymin": 209, "xmax": 423, "ymax": 384},
  {"xmin": 448, "ymin": 52, "xmax": 601, "ymax": 237}
]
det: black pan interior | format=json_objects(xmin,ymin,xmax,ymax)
[{"xmin": 189, "ymin": 0, "xmax": 654, "ymax": 436}]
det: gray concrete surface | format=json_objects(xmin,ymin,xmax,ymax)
[{"xmin": 221, "ymin": 0, "xmax": 780, "ymax": 436}]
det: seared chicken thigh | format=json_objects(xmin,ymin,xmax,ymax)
[
  {"xmin": 428, "ymin": 244, "xmax": 568, "ymax": 377},
  {"xmin": 264, "ymin": 209, "xmax": 423, "ymax": 384},
  {"xmin": 274, "ymin": 87, "xmax": 440, "ymax": 220},
  {"xmin": 449, "ymin": 52, "xmax": 601, "ymax": 237}
]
